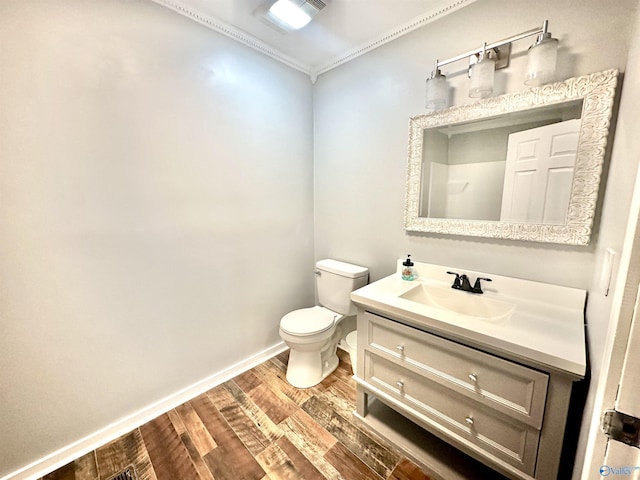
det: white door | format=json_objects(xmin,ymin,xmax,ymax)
[
  {"xmin": 500, "ymin": 119, "xmax": 581, "ymax": 224},
  {"xmin": 587, "ymin": 185, "xmax": 640, "ymax": 479},
  {"xmin": 599, "ymin": 285, "xmax": 640, "ymax": 478}
]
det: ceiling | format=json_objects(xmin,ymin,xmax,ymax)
[{"xmin": 151, "ymin": 0, "xmax": 476, "ymax": 77}]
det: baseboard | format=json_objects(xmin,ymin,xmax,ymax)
[{"xmin": 2, "ymin": 342, "xmax": 288, "ymax": 480}]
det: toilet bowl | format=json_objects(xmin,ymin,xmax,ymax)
[
  {"xmin": 279, "ymin": 306, "xmax": 343, "ymax": 388},
  {"xmin": 279, "ymin": 259, "xmax": 368, "ymax": 388}
]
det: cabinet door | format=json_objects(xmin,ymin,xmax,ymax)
[
  {"xmin": 365, "ymin": 351, "xmax": 540, "ymax": 475},
  {"xmin": 364, "ymin": 312, "xmax": 548, "ymax": 428}
]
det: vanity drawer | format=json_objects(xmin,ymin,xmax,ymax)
[
  {"xmin": 364, "ymin": 351, "xmax": 539, "ymax": 475},
  {"xmin": 364, "ymin": 311, "xmax": 548, "ymax": 429}
]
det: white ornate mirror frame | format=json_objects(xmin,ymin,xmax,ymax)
[{"xmin": 404, "ymin": 69, "xmax": 618, "ymax": 245}]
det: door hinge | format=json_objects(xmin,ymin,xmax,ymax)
[{"xmin": 602, "ymin": 409, "xmax": 640, "ymax": 448}]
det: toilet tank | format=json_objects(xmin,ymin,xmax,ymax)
[{"xmin": 316, "ymin": 259, "xmax": 369, "ymax": 316}]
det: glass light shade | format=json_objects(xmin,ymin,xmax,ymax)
[
  {"xmin": 425, "ymin": 71, "xmax": 448, "ymax": 111},
  {"xmin": 469, "ymin": 56, "xmax": 495, "ymax": 98},
  {"xmin": 525, "ymin": 36, "xmax": 558, "ymax": 86},
  {"xmin": 269, "ymin": 0, "xmax": 312, "ymax": 30}
]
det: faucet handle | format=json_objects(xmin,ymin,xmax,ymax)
[
  {"xmin": 447, "ymin": 271, "xmax": 461, "ymax": 289},
  {"xmin": 472, "ymin": 277, "xmax": 492, "ymax": 294}
]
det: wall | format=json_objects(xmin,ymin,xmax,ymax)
[
  {"xmin": 313, "ymin": 0, "xmax": 638, "ymax": 477},
  {"xmin": 445, "ymin": 161, "xmax": 504, "ymax": 220},
  {"xmin": 423, "ymin": 129, "xmax": 505, "ymax": 221},
  {"xmin": 2, "ymin": 0, "xmax": 639, "ymax": 477},
  {"xmin": 314, "ymin": 0, "xmax": 636, "ymax": 284},
  {"xmin": 579, "ymin": 4, "xmax": 640, "ymax": 477},
  {"xmin": 0, "ymin": 0, "xmax": 314, "ymax": 477}
]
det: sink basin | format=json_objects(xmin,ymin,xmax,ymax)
[{"xmin": 399, "ymin": 283, "xmax": 516, "ymax": 321}]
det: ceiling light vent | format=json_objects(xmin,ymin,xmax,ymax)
[
  {"xmin": 259, "ymin": 0, "xmax": 326, "ymax": 33},
  {"xmin": 106, "ymin": 467, "xmax": 137, "ymax": 480},
  {"xmin": 305, "ymin": 0, "xmax": 326, "ymax": 12}
]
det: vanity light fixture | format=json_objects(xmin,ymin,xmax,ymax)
[
  {"xmin": 262, "ymin": 0, "xmax": 326, "ymax": 32},
  {"xmin": 424, "ymin": 20, "xmax": 559, "ymax": 110},
  {"xmin": 525, "ymin": 21, "xmax": 559, "ymax": 86},
  {"xmin": 424, "ymin": 65, "xmax": 448, "ymax": 111},
  {"xmin": 468, "ymin": 43, "xmax": 495, "ymax": 98}
]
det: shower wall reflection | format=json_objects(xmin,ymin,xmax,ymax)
[{"xmin": 419, "ymin": 101, "xmax": 582, "ymax": 223}]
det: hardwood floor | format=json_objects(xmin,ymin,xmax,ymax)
[{"xmin": 40, "ymin": 349, "xmax": 434, "ymax": 480}]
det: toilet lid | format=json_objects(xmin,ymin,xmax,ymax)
[{"xmin": 280, "ymin": 306, "xmax": 338, "ymax": 336}]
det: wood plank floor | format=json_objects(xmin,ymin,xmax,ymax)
[{"xmin": 40, "ymin": 349, "xmax": 435, "ymax": 480}]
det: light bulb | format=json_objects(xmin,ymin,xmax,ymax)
[
  {"xmin": 425, "ymin": 70, "xmax": 448, "ymax": 111},
  {"xmin": 269, "ymin": 0, "xmax": 312, "ymax": 30},
  {"xmin": 469, "ymin": 54, "xmax": 495, "ymax": 98},
  {"xmin": 525, "ymin": 35, "xmax": 559, "ymax": 86}
]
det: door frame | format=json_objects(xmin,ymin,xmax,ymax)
[{"xmin": 583, "ymin": 161, "xmax": 640, "ymax": 478}]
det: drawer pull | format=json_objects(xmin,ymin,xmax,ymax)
[
  {"xmin": 465, "ymin": 416, "xmax": 474, "ymax": 426},
  {"xmin": 468, "ymin": 373, "xmax": 478, "ymax": 383},
  {"xmin": 396, "ymin": 345, "xmax": 405, "ymax": 354},
  {"xmin": 396, "ymin": 380, "xmax": 405, "ymax": 391}
]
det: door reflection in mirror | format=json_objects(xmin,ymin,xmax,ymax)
[{"xmin": 501, "ymin": 119, "xmax": 581, "ymax": 224}]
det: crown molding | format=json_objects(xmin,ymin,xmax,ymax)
[
  {"xmin": 151, "ymin": 0, "xmax": 477, "ymax": 81},
  {"xmin": 151, "ymin": 0, "xmax": 313, "ymax": 75},
  {"xmin": 313, "ymin": 0, "xmax": 476, "ymax": 76}
]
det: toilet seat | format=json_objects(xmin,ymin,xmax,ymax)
[{"xmin": 280, "ymin": 306, "xmax": 340, "ymax": 336}]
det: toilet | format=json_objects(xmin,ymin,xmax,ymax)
[
  {"xmin": 279, "ymin": 259, "xmax": 368, "ymax": 388},
  {"xmin": 345, "ymin": 330, "xmax": 358, "ymax": 374}
]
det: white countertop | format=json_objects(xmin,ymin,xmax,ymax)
[{"xmin": 351, "ymin": 261, "xmax": 587, "ymax": 378}]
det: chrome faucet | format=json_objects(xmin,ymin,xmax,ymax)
[{"xmin": 447, "ymin": 271, "xmax": 492, "ymax": 294}]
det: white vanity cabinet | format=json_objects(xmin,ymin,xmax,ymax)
[
  {"xmin": 354, "ymin": 310, "xmax": 581, "ymax": 480},
  {"xmin": 350, "ymin": 262, "xmax": 587, "ymax": 480}
]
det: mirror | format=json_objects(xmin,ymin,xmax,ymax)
[{"xmin": 404, "ymin": 69, "xmax": 618, "ymax": 245}]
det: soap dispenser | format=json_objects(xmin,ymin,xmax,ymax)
[{"xmin": 402, "ymin": 255, "xmax": 414, "ymax": 281}]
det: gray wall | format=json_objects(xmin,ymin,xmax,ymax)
[
  {"xmin": 580, "ymin": 6, "xmax": 640, "ymax": 478},
  {"xmin": 0, "ymin": 0, "xmax": 314, "ymax": 476},
  {"xmin": 314, "ymin": 0, "xmax": 636, "ymax": 284},
  {"xmin": 313, "ymin": 1, "xmax": 639, "ymax": 478}
]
